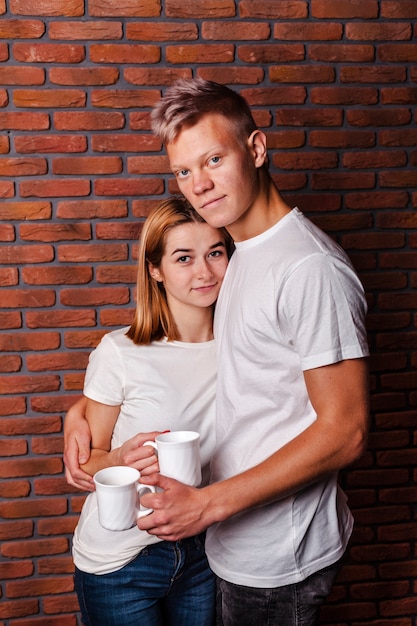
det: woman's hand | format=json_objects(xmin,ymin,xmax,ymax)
[
  {"xmin": 63, "ymin": 396, "xmax": 95, "ymax": 491},
  {"xmin": 110, "ymin": 432, "xmax": 162, "ymax": 475}
]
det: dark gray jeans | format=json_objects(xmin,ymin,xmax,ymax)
[{"xmin": 216, "ymin": 560, "xmax": 341, "ymax": 626}]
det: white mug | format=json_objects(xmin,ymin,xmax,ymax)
[
  {"xmin": 94, "ymin": 466, "xmax": 156, "ymax": 531},
  {"xmin": 144, "ymin": 431, "xmax": 202, "ymax": 487}
]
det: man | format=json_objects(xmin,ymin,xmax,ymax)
[{"xmin": 65, "ymin": 78, "xmax": 369, "ymax": 625}]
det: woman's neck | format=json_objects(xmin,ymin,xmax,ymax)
[{"xmin": 174, "ymin": 307, "xmax": 214, "ymax": 343}]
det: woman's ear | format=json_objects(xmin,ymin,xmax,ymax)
[
  {"xmin": 148, "ymin": 263, "xmax": 163, "ymax": 282},
  {"xmin": 248, "ymin": 129, "xmax": 268, "ymax": 168}
]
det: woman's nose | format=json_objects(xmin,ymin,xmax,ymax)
[{"xmin": 196, "ymin": 259, "xmax": 213, "ymax": 279}]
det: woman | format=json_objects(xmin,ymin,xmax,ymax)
[{"xmin": 72, "ymin": 196, "xmax": 232, "ymax": 626}]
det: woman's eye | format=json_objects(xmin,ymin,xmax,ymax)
[
  {"xmin": 176, "ymin": 169, "xmax": 189, "ymax": 179},
  {"xmin": 209, "ymin": 156, "xmax": 220, "ymax": 166},
  {"xmin": 178, "ymin": 255, "xmax": 191, "ymax": 263}
]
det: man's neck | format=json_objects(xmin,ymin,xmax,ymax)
[{"xmin": 227, "ymin": 181, "xmax": 292, "ymax": 243}]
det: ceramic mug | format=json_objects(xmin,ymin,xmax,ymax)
[
  {"xmin": 144, "ymin": 431, "xmax": 202, "ymax": 487},
  {"xmin": 94, "ymin": 466, "xmax": 156, "ymax": 531}
]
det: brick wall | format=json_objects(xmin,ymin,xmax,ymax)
[{"xmin": 0, "ymin": 0, "xmax": 416, "ymax": 624}]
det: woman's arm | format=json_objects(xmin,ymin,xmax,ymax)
[
  {"xmin": 63, "ymin": 396, "xmax": 94, "ymax": 491},
  {"xmin": 80, "ymin": 398, "xmax": 161, "ymax": 478}
]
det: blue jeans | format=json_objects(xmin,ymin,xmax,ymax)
[
  {"xmin": 216, "ymin": 560, "xmax": 341, "ymax": 626},
  {"xmin": 75, "ymin": 534, "xmax": 215, "ymax": 626}
]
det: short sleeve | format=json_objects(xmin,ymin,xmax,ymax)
[{"xmin": 83, "ymin": 333, "xmax": 125, "ymax": 405}]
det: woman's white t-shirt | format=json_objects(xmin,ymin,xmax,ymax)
[{"xmin": 72, "ymin": 329, "xmax": 216, "ymax": 574}]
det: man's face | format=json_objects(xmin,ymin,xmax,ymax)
[{"xmin": 166, "ymin": 114, "xmax": 264, "ymax": 241}]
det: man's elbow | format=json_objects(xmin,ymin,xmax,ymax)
[{"xmin": 345, "ymin": 417, "xmax": 369, "ymax": 466}]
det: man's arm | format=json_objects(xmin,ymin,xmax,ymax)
[
  {"xmin": 63, "ymin": 396, "xmax": 94, "ymax": 491},
  {"xmin": 138, "ymin": 357, "xmax": 369, "ymax": 540}
]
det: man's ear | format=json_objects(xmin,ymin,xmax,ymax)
[
  {"xmin": 148, "ymin": 263, "xmax": 163, "ymax": 282},
  {"xmin": 248, "ymin": 129, "xmax": 268, "ymax": 168}
]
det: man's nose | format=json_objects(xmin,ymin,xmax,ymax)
[{"xmin": 192, "ymin": 170, "xmax": 214, "ymax": 195}]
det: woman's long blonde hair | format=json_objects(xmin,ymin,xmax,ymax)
[{"xmin": 126, "ymin": 196, "xmax": 232, "ymax": 345}]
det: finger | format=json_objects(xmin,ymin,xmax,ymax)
[
  {"xmin": 135, "ymin": 431, "xmax": 169, "ymax": 447},
  {"xmin": 65, "ymin": 468, "xmax": 94, "ymax": 492},
  {"xmin": 138, "ymin": 460, "xmax": 160, "ymax": 476}
]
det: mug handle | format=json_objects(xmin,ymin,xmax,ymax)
[{"xmin": 136, "ymin": 484, "xmax": 156, "ymax": 519}]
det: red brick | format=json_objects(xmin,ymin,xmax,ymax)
[
  {"xmin": 198, "ymin": 66, "xmax": 264, "ymax": 85},
  {"xmin": 0, "ymin": 111, "xmax": 49, "ymax": 130},
  {"xmin": 1, "ymin": 537, "xmax": 68, "ymax": 558},
  {"xmin": 312, "ymin": 0, "xmax": 379, "ymax": 17},
  {"xmin": 0, "ymin": 332, "xmax": 60, "ymax": 352},
  {"xmin": 49, "ymin": 20, "xmax": 123, "ymax": 40},
  {"xmin": 91, "ymin": 133, "xmax": 160, "ymax": 152},
  {"xmin": 166, "ymin": 43, "xmax": 234, "ymax": 64},
  {"xmin": 95, "ymin": 221, "xmax": 142, "ymax": 240},
  {"xmin": 54, "ymin": 111, "xmax": 125, "ymax": 130},
  {"xmin": 239, "ymin": 44, "xmax": 304, "ymax": 64},
  {"xmin": 125, "ymin": 66, "xmax": 191, "ymax": 85},
  {"xmin": 165, "ymin": 0, "xmax": 235, "ymax": 18},
  {"xmin": 13, "ymin": 89, "xmax": 86, "ymax": 108},
  {"xmin": 50, "ymin": 66, "xmax": 120, "ymax": 86},
  {"xmin": 309, "ymin": 43, "xmax": 375, "ymax": 63},
  {"xmin": 276, "ymin": 107, "xmax": 342, "ymax": 126},
  {"xmin": 89, "ymin": 0, "xmax": 160, "ymax": 17},
  {"xmin": 341, "ymin": 65, "xmax": 406, "ymax": 83},
  {"xmin": 274, "ymin": 22, "xmax": 343, "ymax": 41},
  {"xmin": 0, "ymin": 66, "xmax": 44, "ymax": 85},
  {"xmin": 0, "ymin": 267, "xmax": 18, "ymax": 286},
  {"xmin": 58, "ymin": 242, "xmax": 128, "ymax": 263},
  {"xmin": 22, "ymin": 266, "xmax": 93, "ymax": 285},
  {"xmin": 90, "ymin": 43, "xmax": 160, "ymax": 64},
  {"xmin": 10, "ymin": 0, "xmax": 84, "ymax": 16},
  {"xmin": 203, "ymin": 21, "xmax": 270, "ymax": 40},
  {"xmin": 382, "ymin": 1, "xmax": 417, "ymax": 18},
  {"xmin": 13, "ymin": 42, "xmax": 85, "ymax": 63},
  {"xmin": 14, "ymin": 135, "xmax": 87, "ymax": 153},
  {"xmin": 60, "ymin": 286, "xmax": 130, "ymax": 307},
  {"xmin": 0, "ymin": 599, "xmax": 39, "ymax": 620},
  {"xmin": 0, "ymin": 354, "xmax": 21, "ymax": 372},
  {"xmin": 90, "ymin": 88, "xmax": 160, "ymax": 108},
  {"xmin": 26, "ymin": 309, "xmax": 96, "ymax": 329},
  {"xmin": 26, "ymin": 352, "xmax": 89, "ymax": 371},
  {"xmin": 20, "ymin": 178, "xmax": 90, "ymax": 198},
  {"xmin": 240, "ymin": 0, "xmax": 307, "ymax": 19},
  {"xmin": 346, "ymin": 23, "xmax": 412, "ymax": 41},
  {"xmin": 94, "ymin": 177, "xmax": 163, "ymax": 196},
  {"xmin": 56, "ymin": 199, "xmax": 127, "ymax": 219},
  {"xmin": 0, "ymin": 18, "xmax": 45, "ymax": 38},
  {"xmin": 127, "ymin": 21, "xmax": 197, "ymax": 41}
]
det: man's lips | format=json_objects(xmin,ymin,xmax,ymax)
[{"xmin": 200, "ymin": 196, "xmax": 225, "ymax": 210}]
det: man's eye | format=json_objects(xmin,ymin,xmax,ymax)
[
  {"xmin": 209, "ymin": 156, "xmax": 220, "ymax": 165},
  {"xmin": 177, "ymin": 169, "xmax": 189, "ymax": 179}
]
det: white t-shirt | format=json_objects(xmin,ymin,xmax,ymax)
[
  {"xmin": 72, "ymin": 329, "xmax": 216, "ymax": 574},
  {"xmin": 206, "ymin": 208, "xmax": 369, "ymax": 588}
]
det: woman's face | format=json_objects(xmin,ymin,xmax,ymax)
[{"xmin": 149, "ymin": 221, "xmax": 229, "ymax": 314}]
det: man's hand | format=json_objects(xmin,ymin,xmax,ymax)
[
  {"xmin": 63, "ymin": 396, "xmax": 94, "ymax": 491},
  {"xmin": 137, "ymin": 474, "xmax": 212, "ymax": 541}
]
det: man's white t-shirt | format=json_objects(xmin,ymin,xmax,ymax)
[
  {"xmin": 72, "ymin": 329, "xmax": 217, "ymax": 574},
  {"xmin": 206, "ymin": 208, "xmax": 369, "ymax": 588}
]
